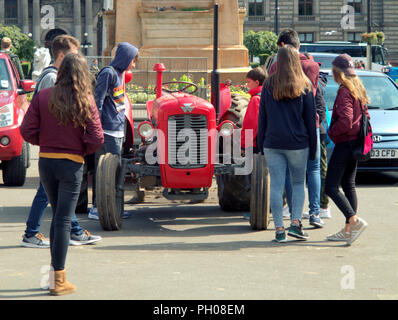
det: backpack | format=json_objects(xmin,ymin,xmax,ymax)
[
  {"xmin": 349, "ymin": 104, "xmax": 373, "ymax": 162},
  {"xmin": 95, "ymin": 65, "xmax": 118, "ymax": 98},
  {"xmin": 32, "ymin": 66, "xmax": 58, "ymax": 98}
]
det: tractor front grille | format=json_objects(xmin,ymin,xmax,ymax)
[{"xmin": 168, "ymin": 114, "xmax": 208, "ymax": 168}]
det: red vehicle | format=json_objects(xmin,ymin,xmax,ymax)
[
  {"xmin": 0, "ymin": 52, "xmax": 35, "ymax": 186},
  {"xmin": 95, "ymin": 5, "xmax": 271, "ymax": 231}
]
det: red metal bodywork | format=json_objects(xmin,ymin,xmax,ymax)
[
  {"xmin": 0, "ymin": 53, "xmax": 30, "ymax": 160},
  {"xmin": 151, "ymin": 92, "xmax": 218, "ymax": 189},
  {"xmin": 122, "ymin": 71, "xmax": 135, "ymax": 147}
]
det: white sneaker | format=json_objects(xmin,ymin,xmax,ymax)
[
  {"xmin": 88, "ymin": 207, "xmax": 99, "ymax": 220},
  {"xmin": 319, "ymin": 207, "xmax": 331, "ymax": 219},
  {"xmin": 282, "ymin": 206, "xmax": 291, "ymax": 218},
  {"xmin": 302, "ymin": 211, "xmax": 310, "ymax": 219}
]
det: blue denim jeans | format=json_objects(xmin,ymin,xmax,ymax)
[
  {"xmin": 264, "ymin": 147, "xmax": 309, "ymax": 229},
  {"xmin": 25, "ymin": 182, "xmax": 84, "ymax": 237},
  {"xmin": 285, "ymin": 129, "xmax": 321, "ymax": 216}
]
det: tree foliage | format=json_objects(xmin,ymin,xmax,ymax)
[
  {"xmin": 0, "ymin": 24, "xmax": 36, "ymax": 62},
  {"xmin": 244, "ymin": 30, "xmax": 278, "ymax": 63}
]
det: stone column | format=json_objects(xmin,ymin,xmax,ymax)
[
  {"xmin": 0, "ymin": 0, "xmax": 5, "ymax": 25},
  {"xmin": 32, "ymin": 0, "xmax": 41, "ymax": 43},
  {"xmin": 21, "ymin": 0, "xmax": 29, "ymax": 34},
  {"xmin": 85, "ymin": 0, "xmax": 93, "ymax": 56},
  {"xmin": 74, "ymin": 0, "xmax": 82, "ymax": 42},
  {"xmin": 18, "ymin": 0, "xmax": 22, "ymax": 25}
]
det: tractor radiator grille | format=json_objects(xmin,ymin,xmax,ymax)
[{"xmin": 168, "ymin": 115, "xmax": 208, "ymax": 168}]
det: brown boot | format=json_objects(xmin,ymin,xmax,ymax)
[{"xmin": 49, "ymin": 269, "xmax": 76, "ymax": 296}]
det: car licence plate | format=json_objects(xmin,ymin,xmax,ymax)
[
  {"xmin": 0, "ymin": 120, "xmax": 9, "ymax": 127},
  {"xmin": 370, "ymin": 149, "xmax": 398, "ymax": 159}
]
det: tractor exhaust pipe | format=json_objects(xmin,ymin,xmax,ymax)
[{"xmin": 211, "ymin": 3, "xmax": 220, "ymax": 118}]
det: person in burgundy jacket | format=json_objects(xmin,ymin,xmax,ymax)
[
  {"xmin": 325, "ymin": 54, "xmax": 369, "ymax": 246},
  {"xmin": 20, "ymin": 53, "xmax": 104, "ymax": 296}
]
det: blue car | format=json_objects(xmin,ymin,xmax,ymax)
[
  {"xmin": 323, "ymin": 69, "xmax": 398, "ymax": 172},
  {"xmin": 383, "ymin": 66, "xmax": 398, "ymax": 83}
]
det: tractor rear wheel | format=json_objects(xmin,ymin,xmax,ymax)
[
  {"xmin": 96, "ymin": 153, "xmax": 124, "ymax": 231},
  {"xmin": 217, "ymin": 174, "xmax": 250, "ymax": 211},
  {"xmin": 250, "ymin": 153, "xmax": 271, "ymax": 230}
]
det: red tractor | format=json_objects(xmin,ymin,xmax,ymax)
[{"xmin": 96, "ymin": 4, "xmax": 270, "ymax": 231}]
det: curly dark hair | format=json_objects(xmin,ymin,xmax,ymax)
[{"xmin": 49, "ymin": 52, "xmax": 93, "ymax": 128}]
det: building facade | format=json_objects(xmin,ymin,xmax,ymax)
[
  {"xmin": 0, "ymin": 0, "xmax": 104, "ymax": 56},
  {"xmin": 239, "ymin": 0, "xmax": 398, "ymax": 62}
]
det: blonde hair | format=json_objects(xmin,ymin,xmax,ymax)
[
  {"xmin": 332, "ymin": 66, "xmax": 370, "ymax": 106},
  {"xmin": 268, "ymin": 45, "xmax": 311, "ymax": 101},
  {"xmin": 1, "ymin": 37, "xmax": 12, "ymax": 50}
]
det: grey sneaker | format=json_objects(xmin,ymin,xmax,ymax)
[
  {"xmin": 347, "ymin": 217, "xmax": 368, "ymax": 245},
  {"xmin": 309, "ymin": 214, "xmax": 325, "ymax": 228},
  {"xmin": 287, "ymin": 222, "xmax": 309, "ymax": 240},
  {"xmin": 21, "ymin": 233, "xmax": 50, "ymax": 248},
  {"xmin": 273, "ymin": 229, "xmax": 287, "ymax": 243},
  {"xmin": 69, "ymin": 230, "xmax": 102, "ymax": 246},
  {"xmin": 327, "ymin": 228, "xmax": 350, "ymax": 241}
]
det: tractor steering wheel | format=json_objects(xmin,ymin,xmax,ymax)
[{"xmin": 155, "ymin": 81, "xmax": 198, "ymax": 94}]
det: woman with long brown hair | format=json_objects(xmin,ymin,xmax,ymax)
[
  {"xmin": 325, "ymin": 54, "xmax": 369, "ymax": 245},
  {"xmin": 257, "ymin": 45, "xmax": 317, "ymax": 242},
  {"xmin": 20, "ymin": 52, "xmax": 104, "ymax": 295}
]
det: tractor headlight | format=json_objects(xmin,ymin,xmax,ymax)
[
  {"xmin": 138, "ymin": 121, "xmax": 154, "ymax": 139},
  {"xmin": 218, "ymin": 120, "xmax": 235, "ymax": 137},
  {"xmin": 0, "ymin": 103, "xmax": 14, "ymax": 128}
]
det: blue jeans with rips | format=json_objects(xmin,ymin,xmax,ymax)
[{"xmin": 264, "ymin": 147, "xmax": 309, "ymax": 229}]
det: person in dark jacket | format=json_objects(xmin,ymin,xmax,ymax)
[
  {"xmin": 325, "ymin": 54, "xmax": 369, "ymax": 245},
  {"xmin": 316, "ymin": 72, "xmax": 332, "ymax": 219},
  {"xmin": 1, "ymin": 37, "xmax": 24, "ymax": 80},
  {"xmin": 257, "ymin": 45, "xmax": 317, "ymax": 242},
  {"xmin": 20, "ymin": 53, "xmax": 104, "ymax": 295},
  {"xmin": 89, "ymin": 42, "xmax": 139, "ymax": 220},
  {"xmin": 269, "ymin": 30, "xmax": 323, "ymax": 227}
]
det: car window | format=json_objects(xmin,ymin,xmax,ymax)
[
  {"xmin": 312, "ymin": 56, "xmax": 334, "ymax": 69},
  {"xmin": 0, "ymin": 58, "xmax": 12, "ymax": 90},
  {"xmin": 324, "ymin": 75, "xmax": 398, "ymax": 110}
]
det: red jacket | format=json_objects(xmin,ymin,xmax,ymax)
[
  {"xmin": 20, "ymin": 87, "xmax": 104, "ymax": 157},
  {"xmin": 241, "ymin": 86, "xmax": 262, "ymax": 149},
  {"xmin": 328, "ymin": 85, "xmax": 370, "ymax": 144}
]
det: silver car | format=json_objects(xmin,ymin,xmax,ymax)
[{"xmin": 323, "ymin": 69, "xmax": 398, "ymax": 172}]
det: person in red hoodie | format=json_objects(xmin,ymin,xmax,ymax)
[
  {"xmin": 241, "ymin": 67, "xmax": 267, "ymax": 153},
  {"xmin": 20, "ymin": 52, "xmax": 104, "ymax": 295},
  {"xmin": 325, "ymin": 54, "xmax": 369, "ymax": 246}
]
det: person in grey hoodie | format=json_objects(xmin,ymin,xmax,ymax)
[{"xmin": 89, "ymin": 42, "xmax": 139, "ymax": 219}]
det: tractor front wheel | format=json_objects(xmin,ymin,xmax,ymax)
[
  {"xmin": 96, "ymin": 153, "xmax": 124, "ymax": 231},
  {"xmin": 250, "ymin": 153, "xmax": 271, "ymax": 230}
]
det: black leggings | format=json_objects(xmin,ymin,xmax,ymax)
[
  {"xmin": 39, "ymin": 158, "xmax": 83, "ymax": 271},
  {"xmin": 325, "ymin": 141, "xmax": 358, "ymax": 224}
]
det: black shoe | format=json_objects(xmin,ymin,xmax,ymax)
[
  {"xmin": 273, "ymin": 229, "xmax": 287, "ymax": 243},
  {"xmin": 287, "ymin": 222, "xmax": 309, "ymax": 240}
]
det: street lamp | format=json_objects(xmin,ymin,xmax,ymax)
[
  {"xmin": 82, "ymin": 32, "xmax": 93, "ymax": 56},
  {"xmin": 274, "ymin": 0, "xmax": 279, "ymax": 35}
]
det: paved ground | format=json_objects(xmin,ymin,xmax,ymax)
[{"xmin": 0, "ymin": 146, "xmax": 397, "ymax": 300}]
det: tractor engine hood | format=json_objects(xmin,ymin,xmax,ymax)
[{"xmin": 151, "ymin": 92, "xmax": 215, "ymax": 124}]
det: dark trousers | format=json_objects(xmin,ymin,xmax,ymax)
[
  {"xmin": 325, "ymin": 141, "xmax": 358, "ymax": 224},
  {"xmin": 39, "ymin": 158, "xmax": 83, "ymax": 271}
]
